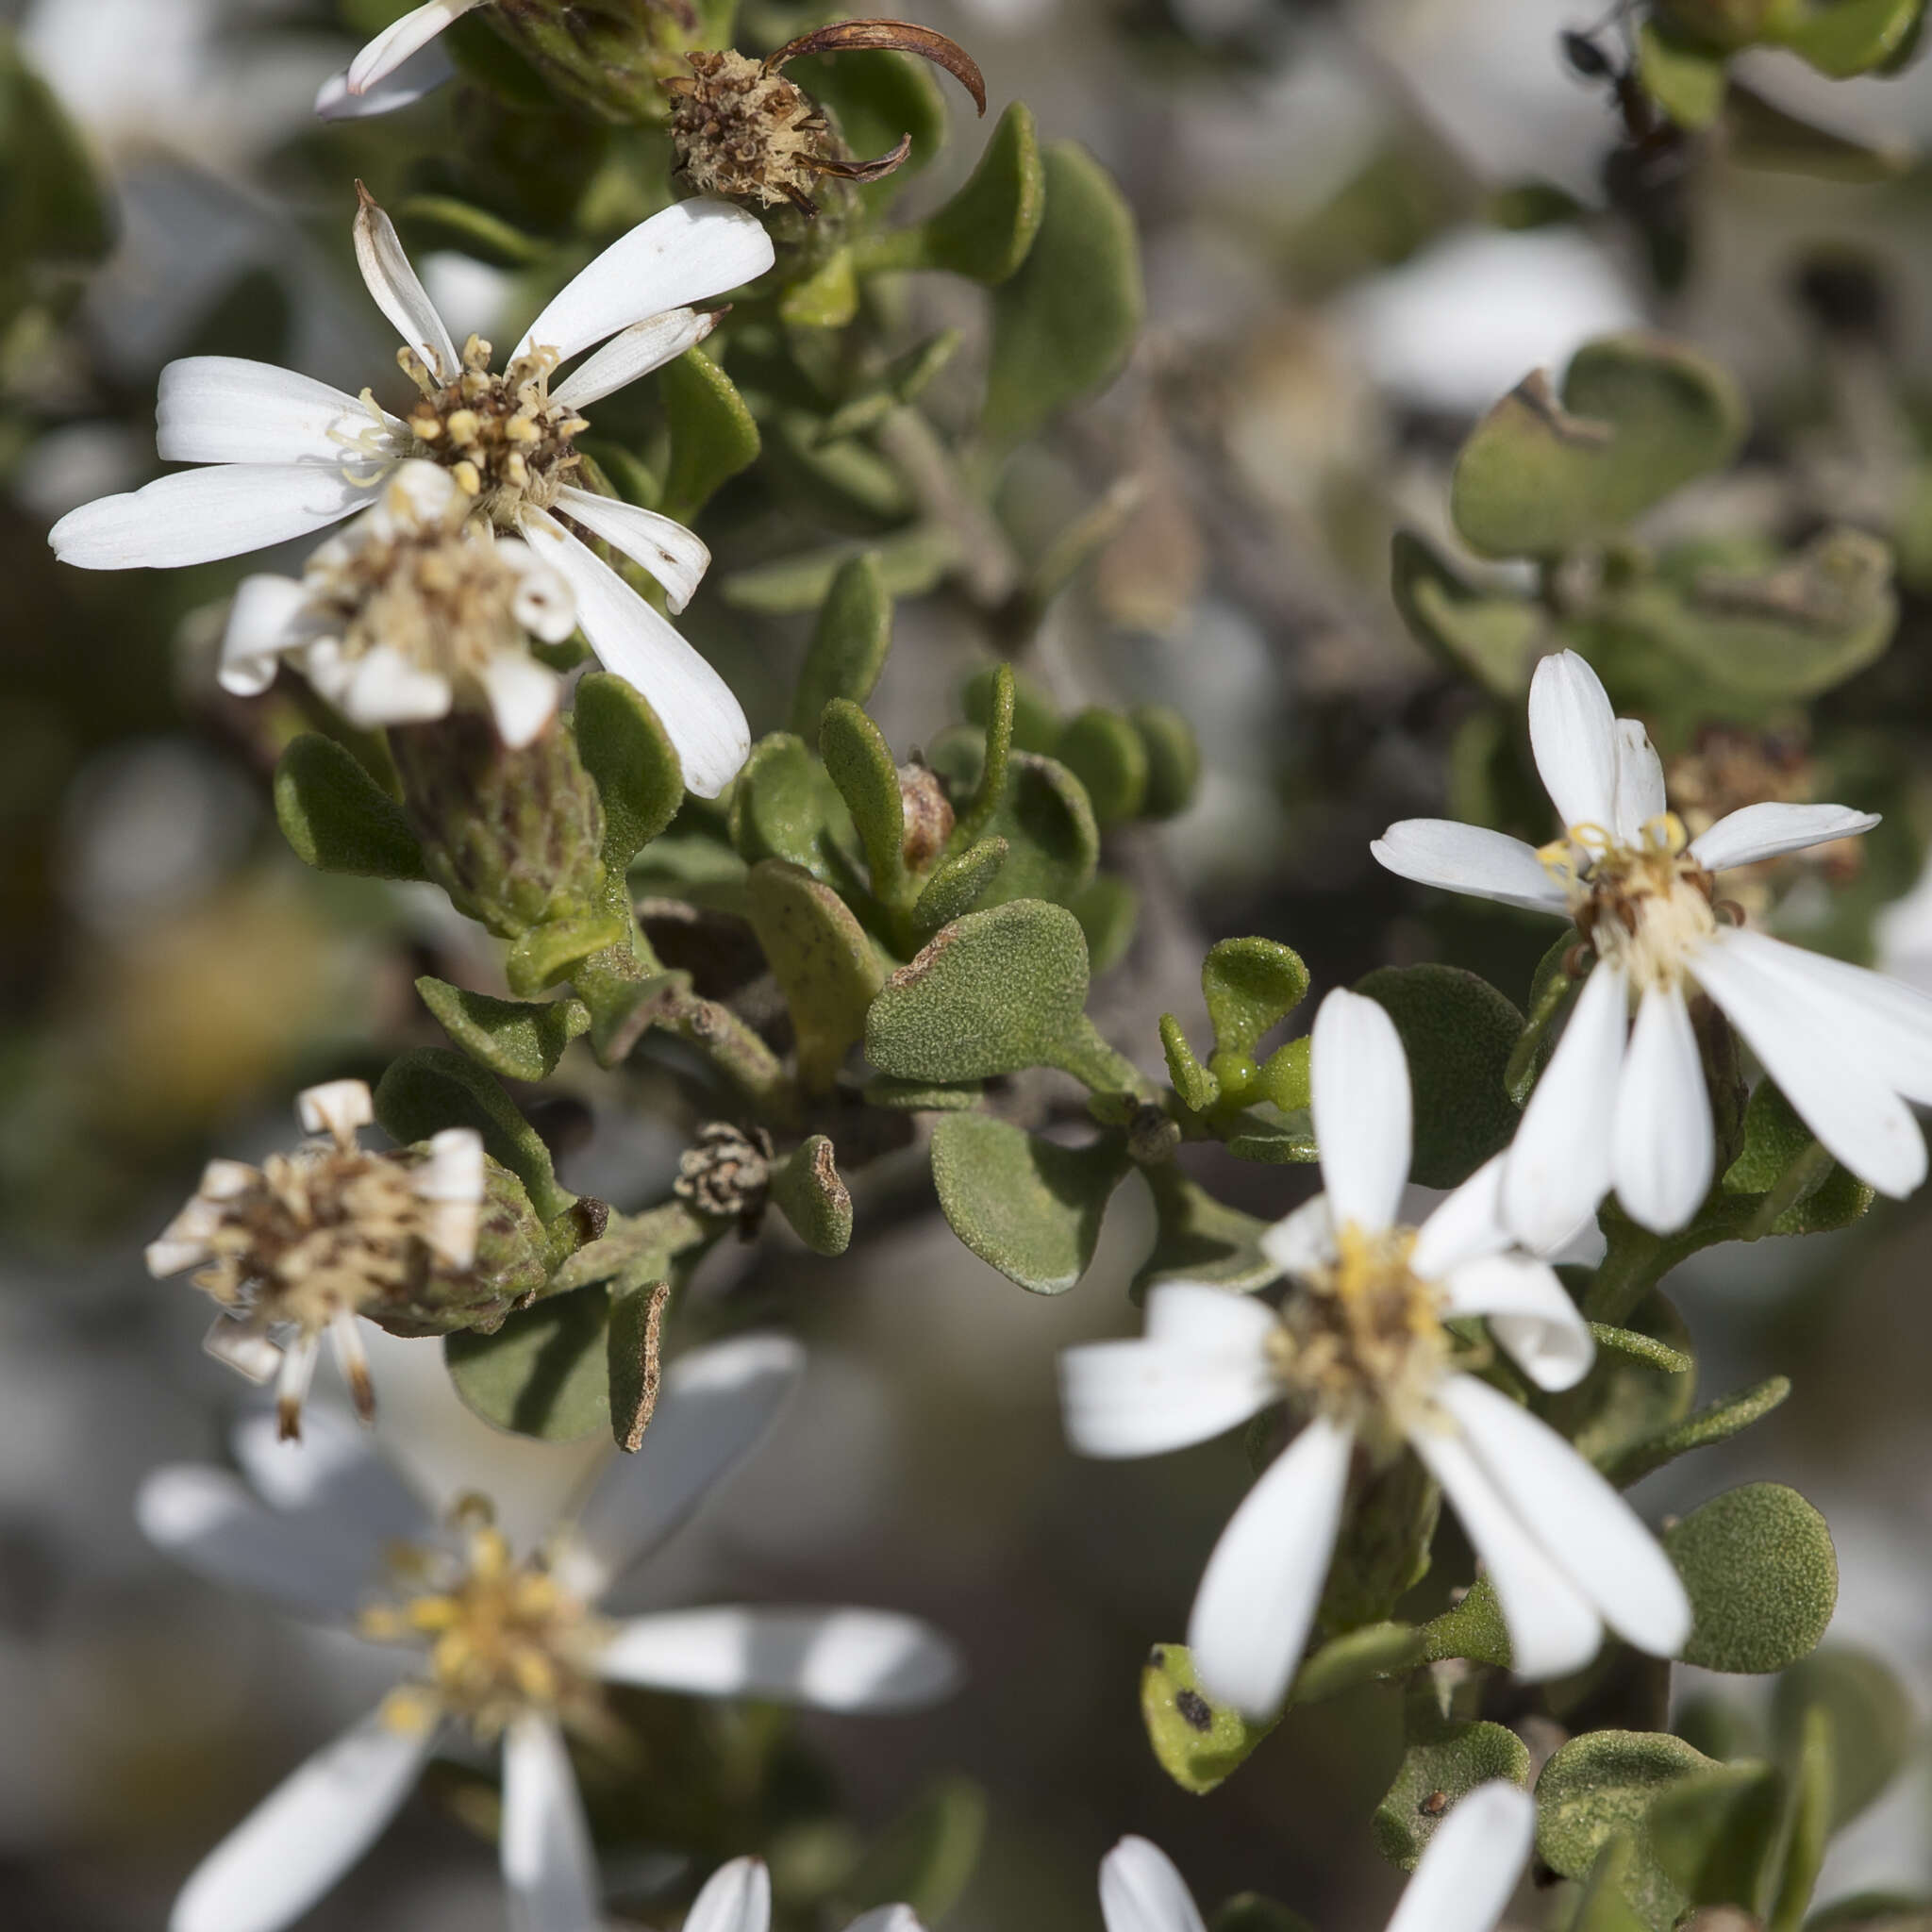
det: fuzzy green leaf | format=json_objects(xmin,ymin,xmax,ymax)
[
  {"xmin": 910, "ymin": 837, "xmax": 1009, "ymax": 939},
  {"xmin": 1160, "ymin": 1015, "xmax": 1220, "ymax": 1113},
  {"xmin": 1602, "ymin": 1374, "xmax": 1790, "ymax": 1487},
  {"xmin": 746, "ymin": 860, "xmax": 885, "ymax": 1096},
  {"xmin": 791, "ymin": 553, "xmax": 893, "ymax": 737},
  {"xmin": 416, "ymin": 976, "xmax": 590, "ymax": 1083},
  {"xmin": 445, "ymin": 1287, "xmax": 608, "ymax": 1441},
  {"xmin": 1141, "ymin": 1642, "xmax": 1276, "ymax": 1794},
  {"xmin": 769, "ymin": 1134, "xmax": 855, "ymax": 1257},
  {"xmin": 1450, "ymin": 334, "xmax": 1747, "ymax": 558},
  {"xmin": 274, "ymin": 734, "xmax": 426, "ymax": 881},
  {"xmin": 1667, "ymin": 1484, "xmax": 1838, "ymax": 1674},
  {"xmin": 504, "ymin": 909, "xmax": 627, "ymax": 997},
  {"xmin": 729, "ymin": 732, "xmax": 841, "ymax": 879},
  {"xmin": 984, "ymin": 141, "xmax": 1143, "ymax": 444},
  {"xmin": 1374, "ymin": 1721, "xmax": 1531, "ymax": 1870},
  {"xmin": 0, "ymin": 35, "xmax": 113, "ymax": 268},
  {"xmin": 861, "ymin": 1075, "xmax": 984, "ymax": 1110},
  {"xmin": 1070, "ymin": 874, "xmax": 1139, "ymax": 976},
  {"xmin": 1421, "ymin": 1576, "xmax": 1512, "ymax": 1669},
  {"xmin": 1648, "ymin": 1762, "xmax": 1783, "ymax": 1908},
  {"xmin": 1357, "ymin": 963, "xmax": 1524, "ymax": 1188},
  {"xmin": 974, "ymin": 752, "xmax": 1100, "ymax": 909},
  {"xmin": 658, "ymin": 344, "xmax": 760, "ymax": 525},
  {"xmin": 1774, "ymin": 1649, "xmax": 1915, "ymax": 1833},
  {"xmin": 574, "ymin": 673, "xmax": 684, "ymax": 868},
  {"xmin": 820, "ymin": 699, "xmax": 908, "ymax": 904},
  {"xmin": 1131, "ymin": 704, "xmax": 1201, "ymax": 819},
  {"xmin": 1057, "ymin": 708, "xmax": 1149, "ymax": 825},
  {"xmin": 867, "ymin": 99, "xmax": 1045, "ymax": 281},
  {"xmin": 1291, "ymin": 1621, "xmax": 1427, "ymax": 1705},
  {"xmin": 1203, "ymin": 938, "xmax": 1312, "ymax": 1066},
  {"xmin": 375, "ymin": 1047, "xmax": 575, "ymax": 1224},
  {"xmin": 1391, "ymin": 528, "xmax": 1547, "ymax": 695},
  {"xmin": 1132, "ymin": 1169, "xmax": 1276, "ymax": 1297},
  {"xmin": 843, "ymin": 1778, "xmax": 987, "ymax": 1925},
  {"xmin": 1780, "ymin": 0, "xmax": 1925, "ymax": 76}
]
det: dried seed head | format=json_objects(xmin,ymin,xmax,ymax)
[
  {"xmin": 664, "ymin": 21, "xmax": 985, "ymax": 217},
  {"xmin": 897, "ymin": 759, "xmax": 956, "ymax": 871},
  {"xmin": 146, "ymin": 1080, "xmax": 487, "ymax": 1437},
  {"xmin": 675, "ymin": 1122, "xmax": 775, "ymax": 1225}
]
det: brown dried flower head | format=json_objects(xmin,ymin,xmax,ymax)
[
  {"xmin": 145, "ymin": 1079, "xmax": 485, "ymax": 1439},
  {"xmin": 675, "ymin": 1121, "xmax": 775, "ymax": 1226},
  {"xmin": 665, "ymin": 20, "xmax": 986, "ymax": 217}
]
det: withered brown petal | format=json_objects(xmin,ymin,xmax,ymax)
[
  {"xmin": 808, "ymin": 130, "xmax": 916, "ymax": 183},
  {"xmin": 766, "ymin": 19, "xmax": 988, "ymax": 117}
]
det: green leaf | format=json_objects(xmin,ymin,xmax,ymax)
[
  {"xmin": 722, "ymin": 525, "xmax": 963, "ymax": 615},
  {"xmin": 1773, "ymin": 1705, "xmax": 1834, "ymax": 1932},
  {"xmin": 1203, "ymin": 938, "xmax": 1311, "ymax": 1067},
  {"xmin": 962, "ymin": 661, "xmax": 1058, "ymax": 753},
  {"xmin": 864, "ymin": 99, "xmax": 1045, "ymax": 282},
  {"xmin": 1667, "ymin": 1484, "xmax": 1839, "ymax": 1674},
  {"xmin": 1357, "ymin": 964, "xmax": 1524, "ymax": 1188},
  {"xmin": 861, "ymin": 1075, "xmax": 984, "ymax": 1110},
  {"xmin": 1374, "ymin": 1721, "xmax": 1531, "ymax": 1869},
  {"xmin": 1421, "ymin": 1576, "xmax": 1512, "ymax": 1669},
  {"xmin": 779, "ymin": 245, "xmax": 858, "ymax": 328},
  {"xmin": 1070, "ymin": 874, "xmax": 1139, "ymax": 975},
  {"xmin": 984, "ymin": 141, "xmax": 1143, "ymax": 445},
  {"xmin": 729, "ymin": 732, "xmax": 842, "ymax": 879},
  {"xmin": 1780, "ymin": 0, "xmax": 1925, "ymax": 77},
  {"xmin": 819, "ymin": 700, "xmax": 908, "ymax": 904},
  {"xmin": 1536, "ymin": 1731, "xmax": 1717, "ymax": 1924},
  {"xmin": 274, "ymin": 735, "xmax": 426, "ymax": 881},
  {"xmin": 1132, "ymin": 704, "xmax": 1202, "ymax": 819},
  {"xmin": 1590, "ymin": 1324, "xmax": 1693, "ymax": 1375},
  {"xmin": 1722, "ymin": 1076, "xmax": 1875, "ymax": 1235},
  {"xmin": 1319, "ymin": 1453, "xmax": 1440, "ymax": 1634},
  {"xmin": 1209, "ymin": 1900, "xmax": 1314, "ymax": 1932},
  {"xmin": 445, "ymin": 1287, "xmax": 608, "ymax": 1441},
  {"xmin": 504, "ymin": 909, "xmax": 628, "ymax": 997},
  {"xmin": 1134, "ymin": 1168, "xmax": 1276, "ymax": 1296},
  {"xmin": 1507, "ymin": 934, "xmax": 1583, "ymax": 1105},
  {"xmin": 1569, "ymin": 1839, "xmax": 1656, "ymax": 1932},
  {"xmin": 929, "ymin": 1113, "xmax": 1127, "ymax": 1292},
  {"xmin": 791, "ymin": 553, "xmax": 894, "ymax": 738},
  {"xmin": 1291, "ymin": 1620, "xmax": 1427, "ymax": 1705},
  {"xmin": 745, "ymin": 860, "xmax": 886, "ymax": 1095},
  {"xmin": 658, "ymin": 344, "xmax": 760, "ymax": 525},
  {"xmin": 1056, "ymin": 708, "xmax": 1149, "ymax": 825},
  {"xmin": 0, "ymin": 34, "xmax": 112, "ymax": 269},
  {"xmin": 1390, "ymin": 528, "xmax": 1547, "ymax": 695},
  {"xmin": 1636, "ymin": 18, "xmax": 1731, "ymax": 129},
  {"xmin": 953, "ymin": 662, "xmax": 1018, "ymax": 849},
  {"xmin": 1141, "ymin": 1643, "xmax": 1276, "ymax": 1794},
  {"xmin": 1602, "ymin": 1374, "xmax": 1790, "ymax": 1487},
  {"xmin": 416, "ymin": 976, "xmax": 590, "ymax": 1083},
  {"xmin": 1450, "ymin": 334, "xmax": 1748, "ymax": 559},
  {"xmin": 769, "ymin": 1134, "xmax": 854, "ymax": 1257},
  {"xmin": 375, "ymin": 1047, "xmax": 575, "ymax": 1224},
  {"xmin": 574, "ymin": 673, "xmax": 684, "ymax": 869},
  {"xmin": 974, "ymin": 753, "xmax": 1100, "ymax": 909},
  {"xmin": 1608, "ymin": 527, "xmax": 1895, "ymax": 702},
  {"xmin": 1160, "ymin": 1016, "xmax": 1220, "ymax": 1113},
  {"xmin": 392, "ymin": 193, "xmax": 549, "ymax": 266},
  {"xmin": 843, "ymin": 1778, "xmax": 987, "ymax": 1925},
  {"xmin": 1773, "ymin": 1649, "xmax": 1915, "ymax": 1833},
  {"xmin": 1648, "ymin": 1761, "xmax": 1783, "ymax": 1908},
  {"xmin": 911, "ymin": 837, "xmax": 1009, "ymax": 939},
  {"xmin": 866, "ymin": 900, "xmax": 1138, "ymax": 1090}
]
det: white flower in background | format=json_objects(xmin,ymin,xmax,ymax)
[
  {"xmin": 1373, "ymin": 649, "xmax": 1930, "ymax": 1244},
  {"xmin": 144, "ymin": 1079, "xmax": 484, "ymax": 1439},
  {"xmin": 1059, "ymin": 990, "xmax": 1690, "ymax": 1717},
  {"xmin": 138, "ymin": 1337, "xmax": 962, "ymax": 1932},
  {"xmin": 49, "ymin": 189, "xmax": 775, "ymax": 794},
  {"xmin": 221, "ymin": 459, "xmax": 577, "ymax": 746},
  {"xmin": 315, "ymin": 0, "xmax": 475, "ymax": 123},
  {"xmin": 1099, "ymin": 1779, "xmax": 1533, "ymax": 1932},
  {"xmin": 683, "ymin": 1856, "xmax": 922, "ymax": 1932}
]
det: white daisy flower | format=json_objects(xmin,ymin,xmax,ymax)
[
  {"xmin": 682, "ymin": 1856, "xmax": 923, "ymax": 1932},
  {"xmin": 146, "ymin": 1078, "xmax": 486, "ymax": 1440},
  {"xmin": 138, "ymin": 1338, "xmax": 963, "ymax": 1932},
  {"xmin": 1099, "ymin": 1778, "xmax": 1533, "ymax": 1932},
  {"xmin": 49, "ymin": 188, "xmax": 775, "ymax": 795},
  {"xmin": 220, "ymin": 459, "xmax": 578, "ymax": 747},
  {"xmin": 1373, "ymin": 648, "xmax": 1927, "ymax": 1243},
  {"xmin": 1059, "ymin": 989, "xmax": 1690, "ymax": 1718}
]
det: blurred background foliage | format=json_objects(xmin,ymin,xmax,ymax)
[{"xmin": 9, "ymin": 0, "xmax": 1932, "ymax": 1927}]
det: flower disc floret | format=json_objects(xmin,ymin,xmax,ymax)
[{"xmin": 1541, "ymin": 811, "xmax": 1720, "ymax": 996}]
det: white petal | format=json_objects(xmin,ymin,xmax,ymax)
[
  {"xmin": 1384, "ymin": 1781, "xmax": 1534, "ymax": 1932},
  {"xmin": 229, "ymin": 1407, "xmax": 425, "ymax": 1543},
  {"xmin": 1310, "ymin": 989, "xmax": 1412, "ymax": 1235},
  {"xmin": 1608, "ymin": 718, "xmax": 1666, "ymax": 844},
  {"xmin": 338, "ymin": 645, "xmax": 453, "ymax": 729},
  {"xmin": 685, "ymin": 1858, "xmax": 770, "ymax": 1932},
  {"xmin": 315, "ymin": 40, "xmax": 455, "ymax": 122},
  {"xmin": 1439, "ymin": 1254, "xmax": 1592, "ymax": 1392},
  {"xmin": 50, "ymin": 463, "xmax": 378, "ymax": 571},
  {"xmin": 1408, "ymin": 1409, "xmax": 1603, "ymax": 1680},
  {"xmin": 1258, "ymin": 1193, "xmax": 1335, "ymax": 1277},
  {"xmin": 1691, "ymin": 931, "xmax": 1928, "ymax": 1198},
  {"xmin": 553, "ymin": 486, "xmax": 709, "ymax": 614},
  {"xmin": 521, "ymin": 508, "xmax": 749, "ymax": 798},
  {"xmin": 415, "ymin": 1126, "xmax": 485, "ymax": 1202},
  {"xmin": 346, "ymin": 0, "xmax": 482, "ymax": 95},
  {"xmin": 1610, "ymin": 984, "xmax": 1713, "ymax": 1235},
  {"xmin": 171, "ymin": 1707, "xmax": 434, "ymax": 1932},
  {"xmin": 518, "ymin": 199, "xmax": 774, "ymax": 365},
  {"xmin": 846, "ymin": 1909, "xmax": 924, "ymax": 1932},
  {"xmin": 500, "ymin": 542, "xmax": 579, "ymax": 643},
  {"xmin": 1370, "ymin": 820, "xmax": 1570, "ymax": 915},
  {"xmin": 1689, "ymin": 802, "xmax": 1881, "ymax": 874},
  {"xmin": 502, "ymin": 1714, "xmax": 601, "ymax": 1932},
  {"xmin": 1439, "ymin": 1374, "xmax": 1691, "ymax": 1659},
  {"xmin": 552, "ymin": 308, "xmax": 720, "ymax": 410},
  {"xmin": 354, "ymin": 189, "xmax": 459, "ymax": 382},
  {"xmin": 1059, "ymin": 1315, "xmax": 1278, "ymax": 1460},
  {"xmin": 596, "ymin": 1607, "xmax": 962, "ymax": 1712},
  {"xmin": 138, "ymin": 1464, "xmax": 385, "ymax": 1622},
  {"xmin": 1410, "ymin": 1155, "xmax": 1509, "ymax": 1279},
  {"xmin": 1098, "ymin": 1837, "xmax": 1207, "ymax": 1932},
  {"xmin": 157, "ymin": 358, "xmax": 392, "ymax": 468},
  {"xmin": 220, "ymin": 575, "xmax": 315, "ymax": 697},
  {"xmin": 554, "ymin": 1333, "xmax": 804, "ymax": 1598},
  {"xmin": 204, "ymin": 1318, "xmax": 283, "ymax": 1384},
  {"xmin": 1143, "ymin": 1280, "xmax": 1281, "ymax": 1351},
  {"xmin": 1187, "ymin": 1413, "xmax": 1354, "ymax": 1718},
  {"xmin": 298, "ymin": 1079, "xmax": 373, "ymax": 1141},
  {"xmin": 1527, "ymin": 650, "xmax": 1619, "ymax": 833},
  {"xmin": 1502, "ymin": 961, "xmax": 1628, "ymax": 1253}
]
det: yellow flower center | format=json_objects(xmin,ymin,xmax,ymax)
[
  {"xmin": 1540, "ymin": 812, "xmax": 1719, "ymax": 995},
  {"xmin": 1269, "ymin": 1222, "xmax": 1451, "ymax": 1449},
  {"xmin": 363, "ymin": 1505, "xmax": 608, "ymax": 1743}
]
